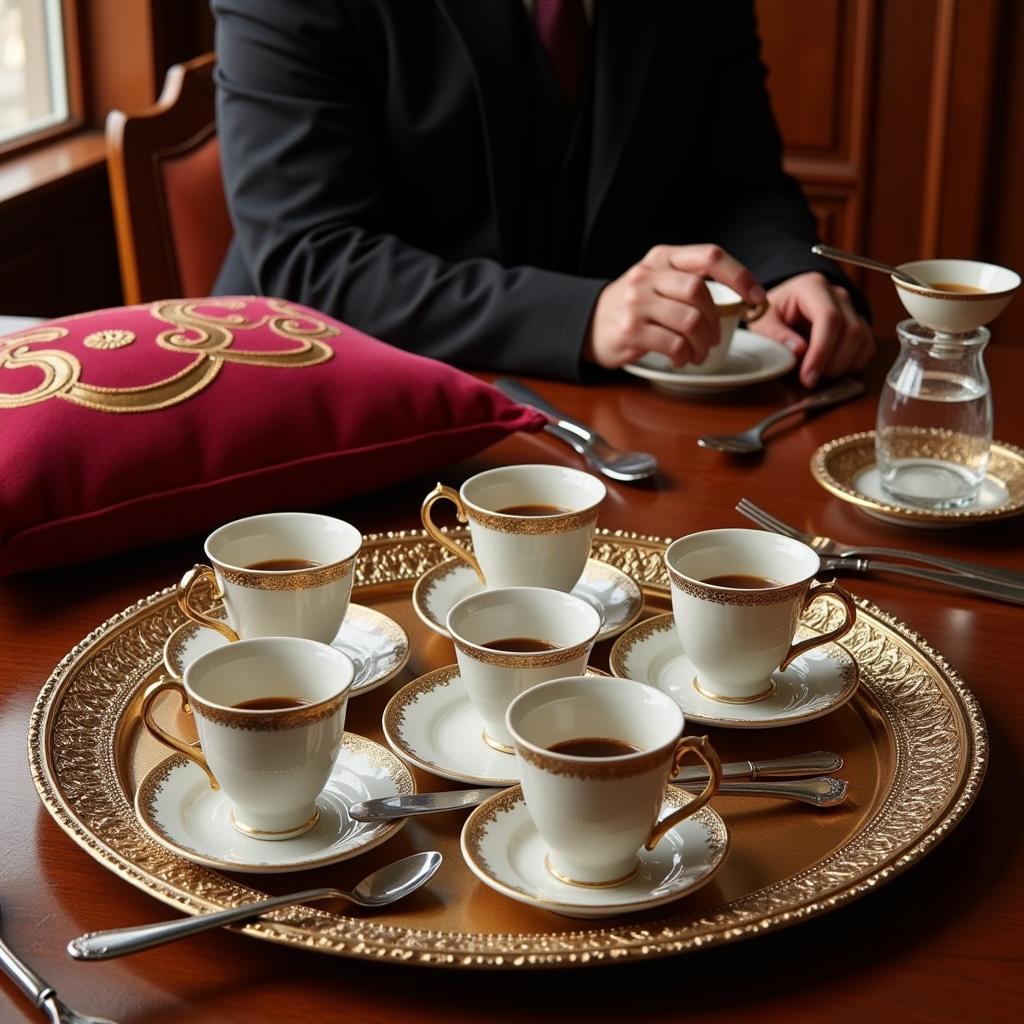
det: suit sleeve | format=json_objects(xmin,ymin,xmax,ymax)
[
  {"xmin": 211, "ymin": 0, "xmax": 605, "ymax": 380},
  {"xmin": 697, "ymin": 2, "xmax": 869, "ymax": 316}
]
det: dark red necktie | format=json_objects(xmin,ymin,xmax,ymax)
[{"xmin": 534, "ymin": 0, "xmax": 588, "ymax": 107}]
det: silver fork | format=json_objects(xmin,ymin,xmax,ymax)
[
  {"xmin": 0, "ymin": 905, "xmax": 117, "ymax": 1024},
  {"xmin": 698, "ymin": 378, "xmax": 865, "ymax": 454},
  {"xmin": 736, "ymin": 499, "xmax": 1024, "ymax": 588}
]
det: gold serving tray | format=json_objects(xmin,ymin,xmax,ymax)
[{"xmin": 28, "ymin": 530, "xmax": 987, "ymax": 969}]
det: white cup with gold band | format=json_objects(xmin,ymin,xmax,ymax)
[
  {"xmin": 141, "ymin": 636, "xmax": 354, "ymax": 840},
  {"xmin": 506, "ymin": 675, "xmax": 722, "ymax": 887},
  {"xmin": 686, "ymin": 281, "xmax": 769, "ymax": 375},
  {"xmin": 421, "ymin": 464, "xmax": 606, "ymax": 592},
  {"xmin": 447, "ymin": 587, "xmax": 603, "ymax": 752},
  {"xmin": 665, "ymin": 528, "xmax": 857, "ymax": 703},
  {"xmin": 177, "ymin": 512, "xmax": 363, "ymax": 645}
]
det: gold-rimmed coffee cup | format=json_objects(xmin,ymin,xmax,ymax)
[
  {"xmin": 506, "ymin": 675, "xmax": 723, "ymax": 887},
  {"xmin": 141, "ymin": 636, "xmax": 354, "ymax": 840},
  {"xmin": 665, "ymin": 528, "xmax": 857, "ymax": 703},
  {"xmin": 421, "ymin": 464, "xmax": 605, "ymax": 591},
  {"xmin": 447, "ymin": 586, "xmax": 603, "ymax": 752},
  {"xmin": 177, "ymin": 512, "xmax": 362, "ymax": 644}
]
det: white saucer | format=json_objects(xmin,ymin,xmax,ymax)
[
  {"xmin": 382, "ymin": 664, "xmax": 606, "ymax": 787},
  {"xmin": 460, "ymin": 786, "xmax": 729, "ymax": 918},
  {"xmin": 609, "ymin": 614, "xmax": 859, "ymax": 729},
  {"xmin": 163, "ymin": 603, "xmax": 410, "ymax": 696},
  {"xmin": 623, "ymin": 329, "xmax": 796, "ymax": 395},
  {"xmin": 412, "ymin": 558, "xmax": 643, "ymax": 643},
  {"xmin": 134, "ymin": 733, "xmax": 414, "ymax": 873}
]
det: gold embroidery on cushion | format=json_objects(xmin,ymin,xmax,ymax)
[
  {"xmin": 84, "ymin": 329, "xmax": 135, "ymax": 350},
  {"xmin": 0, "ymin": 299, "xmax": 338, "ymax": 414},
  {"xmin": 0, "ymin": 329, "xmax": 79, "ymax": 408}
]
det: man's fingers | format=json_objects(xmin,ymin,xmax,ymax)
[
  {"xmin": 642, "ymin": 244, "xmax": 766, "ymax": 306},
  {"xmin": 799, "ymin": 288, "xmax": 845, "ymax": 387},
  {"xmin": 633, "ymin": 323, "xmax": 696, "ymax": 366},
  {"xmin": 830, "ymin": 288, "xmax": 875, "ymax": 372},
  {"xmin": 747, "ymin": 305, "xmax": 808, "ymax": 357}
]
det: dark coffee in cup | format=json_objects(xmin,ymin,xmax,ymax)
[{"xmin": 548, "ymin": 736, "xmax": 640, "ymax": 757}]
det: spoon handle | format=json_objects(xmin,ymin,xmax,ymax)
[
  {"xmin": 752, "ymin": 377, "xmax": 865, "ymax": 435},
  {"xmin": 811, "ymin": 244, "xmax": 923, "ymax": 286},
  {"xmin": 67, "ymin": 887, "xmax": 342, "ymax": 961}
]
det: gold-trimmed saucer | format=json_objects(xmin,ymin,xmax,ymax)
[
  {"xmin": 810, "ymin": 431, "xmax": 1024, "ymax": 527},
  {"xmin": 412, "ymin": 558, "xmax": 642, "ymax": 643},
  {"xmin": 609, "ymin": 614, "xmax": 859, "ymax": 729},
  {"xmin": 163, "ymin": 603, "xmax": 410, "ymax": 695},
  {"xmin": 382, "ymin": 664, "xmax": 608, "ymax": 786},
  {"xmin": 134, "ymin": 732, "xmax": 414, "ymax": 873},
  {"xmin": 459, "ymin": 785, "xmax": 729, "ymax": 919}
]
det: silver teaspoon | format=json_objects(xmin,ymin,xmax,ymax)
[
  {"xmin": 350, "ymin": 776, "xmax": 849, "ymax": 821},
  {"xmin": 697, "ymin": 378, "xmax": 865, "ymax": 454},
  {"xmin": 494, "ymin": 377, "xmax": 659, "ymax": 481},
  {"xmin": 811, "ymin": 244, "xmax": 929, "ymax": 287},
  {"xmin": 67, "ymin": 851, "xmax": 441, "ymax": 962}
]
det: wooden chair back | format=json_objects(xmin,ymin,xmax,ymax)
[{"xmin": 106, "ymin": 53, "xmax": 233, "ymax": 303}]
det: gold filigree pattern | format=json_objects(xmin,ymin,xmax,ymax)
[
  {"xmin": 666, "ymin": 565, "xmax": 804, "ymax": 605},
  {"xmin": 192, "ymin": 691, "xmax": 347, "ymax": 731},
  {"xmin": 215, "ymin": 556, "xmax": 354, "ymax": 590},
  {"xmin": 0, "ymin": 298, "xmax": 337, "ymax": 414},
  {"xmin": 28, "ymin": 529, "xmax": 987, "ymax": 969},
  {"xmin": 514, "ymin": 741, "xmax": 670, "ymax": 779},
  {"xmin": 84, "ymin": 329, "xmax": 135, "ymax": 350},
  {"xmin": 451, "ymin": 635, "xmax": 592, "ymax": 669},
  {"xmin": 466, "ymin": 504, "xmax": 600, "ymax": 534},
  {"xmin": 810, "ymin": 431, "xmax": 1024, "ymax": 523}
]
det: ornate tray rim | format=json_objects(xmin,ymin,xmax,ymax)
[
  {"xmin": 28, "ymin": 529, "xmax": 988, "ymax": 970},
  {"xmin": 810, "ymin": 430, "xmax": 1024, "ymax": 524}
]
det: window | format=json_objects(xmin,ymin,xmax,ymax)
[{"xmin": 0, "ymin": 0, "xmax": 68, "ymax": 146}]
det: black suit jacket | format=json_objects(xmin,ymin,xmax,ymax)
[{"xmin": 213, "ymin": 0, "xmax": 854, "ymax": 380}]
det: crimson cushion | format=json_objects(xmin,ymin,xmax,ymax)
[{"xmin": 0, "ymin": 297, "xmax": 544, "ymax": 575}]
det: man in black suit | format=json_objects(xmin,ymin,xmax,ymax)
[{"xmin": 213, "ymin": 0, "xmax": 872, "ymax": 388}]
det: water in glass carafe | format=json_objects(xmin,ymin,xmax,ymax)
[{"xmin": 875, "ymin": 320, "xmax": 992, "ymax": 510}]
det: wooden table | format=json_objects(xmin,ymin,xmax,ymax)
[{"xmin": 1, "ymin": 343, "xmax": 1020, "ymax": 1023}]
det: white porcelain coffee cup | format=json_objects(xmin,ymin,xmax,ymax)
[
  {"xmin": 447, "ymin": 587, "xmax": 602, "ymax": 751},
  {"xmin": 506, "ymin": 675, "xmax": 722, "ymax": 887},
  {"xmin": 141, "ymin": 637, "xmax": 354, "ymax": 840},
  {"xmin": 665, "ymin": 529, "xmax": 857, "ymax": 702},
  {"xmin": 178, "ymin": 512, "xmax": 362, "ymax": 644},
  {"xmin": 686, "ymin": 281, "xmax": 769, "ymax": 375},
  {"xmin": 421, "ymin": 464, "xmax": 606, "ymax": 591}
]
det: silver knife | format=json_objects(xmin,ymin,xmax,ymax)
[
  {"xmin": 823, "ymin": 556, "xmax": 1024, "ymax": 605},
  {"xmin": 348, "ymin": 751, "xmax": 844, "ymax": 821},
  {"xmin": 349, "ymin": 776, "xmax": 848, "ymax": 818}
]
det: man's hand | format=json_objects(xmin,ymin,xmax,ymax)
[
  {"xmin": 583, "ymin": 244, "xmax": 766, "ymax": 370},
  {"xmin": 755, "ymin": 272, "xmax": 874, "ymax": 388}
]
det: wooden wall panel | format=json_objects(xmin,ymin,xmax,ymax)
[
  {"xmin": 759, "ymin": 0, "xmax": 1015, "ymax": 343},
  {"xmin": 757, "ymin": 0, "xmax": 875, "ymax": 264}
]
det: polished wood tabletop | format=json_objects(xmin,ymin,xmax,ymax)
[{"xmin": 1, "ymin": 341, "xmax": 1020, "ymax": 1023}]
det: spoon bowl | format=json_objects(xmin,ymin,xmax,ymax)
[{"xmin": 67, "ymin": 851, "xmax": 442, "ymax": 960}]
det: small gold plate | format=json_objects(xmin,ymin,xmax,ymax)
[{"xmin": 810, "ymin": 430, "xmax": 1024, "ymax": 526}]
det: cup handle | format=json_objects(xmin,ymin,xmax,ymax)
[
  {"xmin": 779, "ymin": 580, "xmax": 858, "ymax": 672},
  {"xmin": 420, "ymin": 483, "xmax": 485, "ymax": 583},
  {"xmin": 141, "ymin": 676, "xmax": 219, "ymax": 790},
  {"xmin": 644, "ymin": 735, "xmax": 722, "ymax": 850},
  {"xmin": 743, "ymin": 298, "xmax": 769, "ymax": 324},
  {"xmin": 177, "ymin": 565, "xmax": 240, "ymax": 643}
]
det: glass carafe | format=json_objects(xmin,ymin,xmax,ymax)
[{"xmin": 875, "ymin": 320, "xmax": 992, "ymax": 510}]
